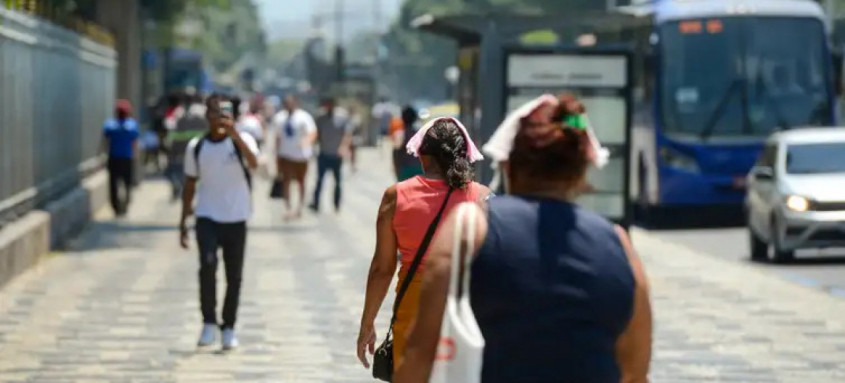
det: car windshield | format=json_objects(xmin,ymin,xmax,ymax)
[
  {"xmin": 660, "ymin": 17, "xmax": 832, "ymax": 138},
  {"xmin": 786, "ymin": 142, "xmax": 845, "ymax": 174}
]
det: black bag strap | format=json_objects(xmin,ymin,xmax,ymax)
[
  {"xmin": 193, "ymin": 134, "xmax": 252, "ymax": 190},
  {"xmin": 387, "ymin": 187, "xmax": 455, "ymax": 333}
]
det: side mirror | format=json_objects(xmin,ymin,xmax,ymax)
[{"xmin": 751, "ymin": 166, "xmax": 774, "ymax": 181}]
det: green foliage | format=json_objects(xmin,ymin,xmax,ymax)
[
  {"xmin": 188, "ymin": 0, "xmax": 264, "ymax": 71},
  {"xmin": 267, "ymin": 39, "xmax": 305, "ymax": 64},
  {"xmin": 141, "ymin": 0, "xmax": 230, "ymax": 22}
]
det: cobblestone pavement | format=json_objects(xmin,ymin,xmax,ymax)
[{"xmin": 1, "ymin": 148, "xmax": 845, "ymax": 382}]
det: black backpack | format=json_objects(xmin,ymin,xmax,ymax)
[{"xmin": 193, "ymin": 134, "xmax": 252, "ymax": 190}]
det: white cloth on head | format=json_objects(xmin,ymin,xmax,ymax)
[
  {"xmin": 405, "ymin": 117, "xmax": 484, "ymax": 163},
  {"xmin": 481, "ymin": 94, "xmax": 609, "ymax": 169}
]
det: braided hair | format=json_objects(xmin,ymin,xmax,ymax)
[{"xmin": 418, "ymin": 119, "xmax": 474, "ymax": 189}]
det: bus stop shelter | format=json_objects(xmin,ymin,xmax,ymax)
[{"xmin": 414, "ymin": 12, "xmax": 642, "ymax": 227}]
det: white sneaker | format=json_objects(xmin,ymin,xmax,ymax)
[
  {"xmin": 222, "ymin": 328, "xmax": 239, "ymax": 350},
  {"xmin": 197, "ymin": 324, "xmax": 218, "ymax": 347}
]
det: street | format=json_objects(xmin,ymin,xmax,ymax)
[
  {"xmin": 1, "ymin": 148, "xmax": 845, "ymax": 382},
  {"xmin": 653, "ymin": 229, "xmax": 845, "ymax": 298}
]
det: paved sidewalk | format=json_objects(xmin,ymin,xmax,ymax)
[{"xmin": 0, "ymin": 148, "xmax": 844, "ymax": 382}]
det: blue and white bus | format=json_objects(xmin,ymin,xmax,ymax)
[{"xmin": 610, "ymin": 0, "xmax": 838, "ymax": 220}]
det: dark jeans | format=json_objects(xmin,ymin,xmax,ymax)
[
  {"xmin": 107, "ymin": 157, "xmax": 134, "ymax": 215},
  {"xmin": 196, "ymin": 218, "xmax": 246, "ymax": 329},
  {"xmin": 165, "ymin": 160, "xmax": 185, "ymax": 199},
  {"xmin": 312, "ymin": 154, "xmax": 343, "ymax": 211}
]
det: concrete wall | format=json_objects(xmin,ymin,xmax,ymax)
[{"xmin": 0, "ymin": 8, "xmax": 117, "ymax": 287}]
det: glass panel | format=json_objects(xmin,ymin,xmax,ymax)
[
  {"xmin": 582, "ymin": 97, "xmax": 626, "ymax": 144},
  {"xmin": 786, "ymin": 143, "xmax": 845, "ymax": 174},
  {"xmin": 660, "ymin": 17, "xmax": 831, "ymax": 138},
  {"xmin": 577, "ymin": 194, "xmax": 625, "ymax": 219}
]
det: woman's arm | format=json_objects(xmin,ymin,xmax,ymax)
[
  {"xmin": 614, "ymin": 226, "xmax": 653, "ymax": 383},
  {"xmin": 394, "ymin": 203, "xmax": 488, "ymax": 383},
  {"xmin": 357, "ymin": 186, "xmax": 400, "ymax": 368},
  {"xmin": 474, "ymin": 183, "xmax": 493, "ymax": 206}
]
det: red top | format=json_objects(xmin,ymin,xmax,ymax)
[{"xmin": 393, "ymin": 176, "xmax": 482, "ymax": 271}]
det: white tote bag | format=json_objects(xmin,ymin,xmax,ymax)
[{"xmin": 429, "ymin": 204, "xmax": 485, "ymax": 383}]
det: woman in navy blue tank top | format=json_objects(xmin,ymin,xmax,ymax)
[{"xmin": 395, "ymin": 94, "xmax": 652, "ymax": 383}]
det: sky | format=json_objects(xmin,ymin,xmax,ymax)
[{"xmin": 255, "ymin": 0, "xmax": 402, "ymax": 42}]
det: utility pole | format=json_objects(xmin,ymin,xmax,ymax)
[{"xmin": 334, "ymin": 0, "xmax": 345, "ymax": 83}]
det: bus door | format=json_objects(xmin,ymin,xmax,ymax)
[{"xmin": 502, "ymin": 47, "xmax": 634, "ymax": 227}]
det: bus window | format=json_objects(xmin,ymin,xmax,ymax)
[{"xmin": 660, "ymin": 17, "xmax": 831, "ymax": 138}]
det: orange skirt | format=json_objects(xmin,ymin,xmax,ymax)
[{"xmin": 393, "ymin": 267, "xmax": 423, "ymax": 371}]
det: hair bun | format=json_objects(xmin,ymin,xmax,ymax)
[{"xmin": 510, "ymin": 94, "xmax": 592, "ymax": 185}]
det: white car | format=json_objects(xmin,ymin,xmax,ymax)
[{"xmin": 746, "ymin": 128, "xmax": 845, "ymax": 263}]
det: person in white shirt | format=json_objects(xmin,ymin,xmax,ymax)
[
  {"xmin": 180, "ymin": 94, "xmax": 259, "ymax": 351},
  {"xmin": 235, "ymin": 98, "xmax": 266, "ymax": 148},
  {"xmin": 273, "ymin": 95, "xmax": 318, "ymax": 220}
]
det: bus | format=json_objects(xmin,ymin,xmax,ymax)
[
  {"xmin": 163, "ymin": 48, "xmax": 211, "ymax": 94},
  {"xmin": 608, "ymin": 0, "xmax": 838, "ymax": 221}
]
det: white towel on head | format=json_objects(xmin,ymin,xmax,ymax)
[{"xmin": 481, "ymin": 94, "xmax": 609, "ymax": 169}]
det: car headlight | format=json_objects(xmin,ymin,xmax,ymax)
[
  {"xmin": 659, "ymin": 146, "xmax": 699, "ymax": 172},
  {"xmin": 785, "ymin": 195, "xmax": 810, "ymax": 212}
]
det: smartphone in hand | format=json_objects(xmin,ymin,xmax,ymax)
[{"xmin": 220, "ymin": 101, "xmax": 234, "ymax": 118}]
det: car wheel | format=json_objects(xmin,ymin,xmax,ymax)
[
  {"xmin": 773, "ymin": 246, "xmax": 795, "ymax": 264},
  {"xmin": 770, "ymin": 217, "xmax": 795, "ymax": 264},
  {"xmin": 749, "ymin": 228, "xmax": 768, "ymax": 261}
]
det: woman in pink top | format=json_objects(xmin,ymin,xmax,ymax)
[{"xmin": 357, "ymin": 117, "xmax": 489, "ymax": 374}]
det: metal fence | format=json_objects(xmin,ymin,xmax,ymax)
[
  {"xmin": 0, "ymin": 8, "xmax": 117, "ymax": 226},
  {"xmin": 2, "ymin": 0, "xmax": 115, "ymax": 47}
]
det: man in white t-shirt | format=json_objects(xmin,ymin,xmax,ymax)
[
  {"xmin": 180, "ymin": 94, "xmax": 259, "ymax": 351},
  {"xmin": 273, "ymin": 95, "xmax": 318, "ymax": 220}
]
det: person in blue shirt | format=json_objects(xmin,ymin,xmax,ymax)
[{"xmin": 102, "ymin": 99, "xmax": 140, "ymax": 217}]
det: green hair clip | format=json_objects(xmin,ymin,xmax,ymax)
[{"xmin": 564, "ymin": 114, "xmax": 588, "ymax": 130}]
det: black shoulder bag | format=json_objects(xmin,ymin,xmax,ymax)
[{"xmin": 373, "ymin": 187, "xmax": 455, "ymax": 381}]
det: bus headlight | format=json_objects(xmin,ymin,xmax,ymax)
[
  {"xmin": 785, "ymin": 195, "xmax": 810, "ymax": 212},
  {"xmin": 659, "ymin": 146, "xmax": 699, "ymax": 172}
]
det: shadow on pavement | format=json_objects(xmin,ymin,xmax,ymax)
[
  {"xmin": 748, "ymin": 252, "xmax": 845, "ymax": 266},
  {"xmin": 634, "ymin": 204, "xmax": 746, "ymax": 230},
  {"xmin": 67, "ymin": 219, "xmax": 320, "ymax": 252}
]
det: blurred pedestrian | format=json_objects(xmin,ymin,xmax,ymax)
[
  {"xmin": 349, "ymin": 105, "xmax": 366, "ymax": 173},
  {"xmin": 394, "ymin": 94, "xmax": 652, "ymax": 383},
  {"xmin": 357, "ymin": 117, "xmax": 488, "ymax": 376},
  {"xmin": 273, "ymin": 95, "xmax": 318, "ymax": 220},
  {"xmin": 309, "ymin": 97, "xmax": 353, "ymax": 213},
  {"xmin": 166, "ymin": 94, "xmax": 207, "ymax": 201},
  {"xmin": 372, "ymin": 96, "xmax": 394, "ymax": 139},
  {"xmin": 179, "ymin": 94, "xmax": 259, "ymax": 351},
  {"xmin": 101, "ymin": 99, "xmax": 140, "ymax": 217},
  {"xmin": 236, "ymin": 100, "xmax": 266, "ymax": 150},
  {"xmin": 393, "ymin": 106, "xmax": 425, "ymax": 182}
]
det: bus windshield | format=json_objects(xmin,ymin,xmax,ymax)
[{"xmin": 660, "ymin": 17, "xmax": 832, "ymax": 139}]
